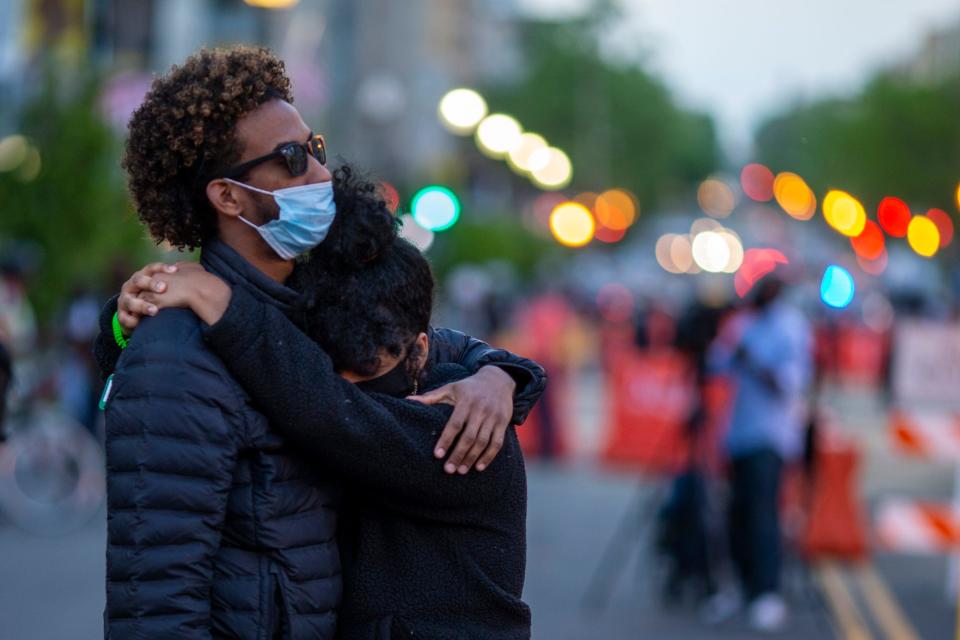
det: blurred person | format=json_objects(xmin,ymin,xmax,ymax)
[
  {"xmin": 0, "ymin": 255, "xmax": 38, "ymax": 437},
  {"xmin": 655, "ymin": 300, "xmax": 728, "ymax": 605},
  {"xmin": 703, "ymin": 275, "xmax": 812, "ymax": 632},
  {"xmin": 93, "ymin": 46, "xmax": 543, "ymax": 639},
  {"xmin": 128, "ymin": 233, "xmax": 531, "ymax": 638},
  {"xmin": 0, "ymin": 257, "xmax": 38, "ymax": 358},
  {"xmin": 0, "ymin": 340, "xmax": 10, "ymax": 439},
  {"xmin": 58, "ymin": 289, "xmax": 102, "ymax": 435}
]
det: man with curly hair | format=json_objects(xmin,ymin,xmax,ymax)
[{"xmin": 95, "ymin": 46, "xmax": 545, "ymax": 639}]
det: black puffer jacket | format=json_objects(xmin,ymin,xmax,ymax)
[{"xmin": 102, "ymin": 240, "xmax": 341, "ymax": 639}]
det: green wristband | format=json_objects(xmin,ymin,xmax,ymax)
[{"xmin": 112, "ymin": 312, "xmax": 129, "ymax": 350}]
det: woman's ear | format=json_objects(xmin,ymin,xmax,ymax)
[{"xmin": 206, "ymin": 178, "xmax": 244, "ymax": 219}]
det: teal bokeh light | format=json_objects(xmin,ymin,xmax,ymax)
[{"xmin": 411, "ymin": 186, "xmax": 461, "ymax": 232}]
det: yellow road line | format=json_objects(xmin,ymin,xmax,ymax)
[
  {"xmin": 854, "ymin": 564, "xmax": 919, "ymax": 640},
  {"xmin": 814, "ymin": 561, "xmax": 874, "ymax": 640}
]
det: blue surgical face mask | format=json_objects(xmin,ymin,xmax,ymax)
[{"xmin": 226, "ymin": 178, "xmax": 337, "ymax": 260}]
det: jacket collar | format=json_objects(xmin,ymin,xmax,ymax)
[{"xmin": 200, "ymin": 238, "xmax": 302, "ymax": 312}]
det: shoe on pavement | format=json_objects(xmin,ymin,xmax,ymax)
[
  {"xmin": 699, "ymin": 589, "xmax": 743, "ymax": 625},
  {"xmin": 748, "ymin": 592, "xmax": 787, "ymax": 633}
]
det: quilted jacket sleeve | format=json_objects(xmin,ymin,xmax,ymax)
[
  {"xmin": 103, "ymin": 310, "xmax": 244, "ymax": 639},
  {"xmin": 428, "ymin": 327, "xmax": 547, "ymax": 425}
]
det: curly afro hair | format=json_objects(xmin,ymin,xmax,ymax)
[
  {"xmin": 290, "ymin": 167, "xmax": 432, "ymax": 378},
  {"xmin": 122, "ymin": 46, "xmax": 293, "ymax": 250}
]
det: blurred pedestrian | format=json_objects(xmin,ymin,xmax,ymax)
[
  {"xmin": 0, "ymin": 341, "xmax": 10, "ymax": 439},
  {"xmin": 703, "ymin": 275, "xmax": 813, "ymax": 632}
]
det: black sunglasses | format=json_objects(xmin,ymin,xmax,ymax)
[{"xmin": 222, "ymin": 133, "xmax": 326, "ymax": 180}]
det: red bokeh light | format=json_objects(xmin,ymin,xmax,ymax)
[
  {"xmin": 734, "ymin": 248, "xmax": 789, "ymax": 298},
  {"xmin": 877, "ymin": 197, "xmax": 911, "ymax": 237},
  {"xmin": 850, "ymin": 220, "xmax": 885, "ymax": 261},
  {"xmin": 926, "ymin": 208, "xmax": 954, "ymax": 248},
  {"xmin": 379, "ymin": 181, "xmax": 400, "ymax": 213},
  {"xmin": 740, "ymin": 164, "xmax": 775, "ymax": 202},
  {"xmin": 594, "ymin": 225, "xmax": 627, "ymax": 244}
]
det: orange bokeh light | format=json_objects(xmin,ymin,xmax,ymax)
[
  {"xmin": 773, "ymin": 172, "xmax": 817, "ymax": 220},
  {"xmin": 850, "ymin": 220, "xmax": 885, "ymax": 261},
  {"xmin": 594, "ymin": 189, "xmax": 638, "ymax": 231},
  {"xmin": 740, "ymin": 163, "xmax": 775, "ymax": 202},
  {"xmin": 877, "ymin": 197, "xmax": 911, "ymax": 237}
]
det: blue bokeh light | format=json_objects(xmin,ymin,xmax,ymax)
[{"xmin": 820, "ymin": 265, "xmax": 855, "ymax": 309}]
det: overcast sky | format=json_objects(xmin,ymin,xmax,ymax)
[{"xmin": 518, "ymin": 0, "xmax": 960, "ymax": 159}]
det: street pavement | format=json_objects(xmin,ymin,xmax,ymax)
[{"xmin": 0, "ymin": 381, "xmax": 957, "ymax": 639}]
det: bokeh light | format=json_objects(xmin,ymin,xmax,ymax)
[
  {"xmin": 379, "ymin": 181, "xmax": 400, "ymax": 213},
  {"xmin": 877, "ymin": 197, "xmax": 911, "ymax": 237},
  {"xmin": 529, "ymin": 192, "xmax": 566, "ymax": 230},
  {"xmin": 507, "ymin": 132, "xmax": 547, "ymax": 173},
  {"xmin": 823, "ymin": 190, "xmax": 867, "ymax": 237},
  {"xmin": 398, "ymin": 214, "xmax": 435, "ymax": 252},
  {"xmin": 690, "ymin": 217, "xmax": 722, "ymax": 236},
  {"xmin": 717, "ymin": 230, "xmax": 744, "ymax": 273},
  {"xmin": 438, "ymin": 88, "xmax": 488, "ymax": 135},
  {"xmin": 573, "ymin": 191, "xmax": 598, "ymax": 210},
  {"xmin": 670, "ymin": 235, "xmax": 695, "ymax": 273},
  {"xmin": 697, "ymin": 178, "xmax": 736, "ymax": 218},
  {"xmin": 529, "ymin": 147, "xmax": 573, "ymax": 190},
  {"xmin": 773, "ymin": 172, "xmax": 817, "ymax": 220},
  {"xmin": 740, "ymin": 163, "xmax": 775, "ymax": 202},
  {"xmin": 594, "ymin": 189, "xmax": 638, "ymax": 230},
  {"xmin": 926, "ymin": 208, "xmax": 954, "ymax": 248},
  {"xmin": 411, "ymin": 185, "xmax": 461, "ymax": 232},
  {"xmin": 691, "ymin": 231, "xmax": 731, "ymax": 273},
  {"xmin": 850, "ymin": 220, "xmax": 885, "ymax": 261},
  {"xmin": 735, "ymin": 248, "xmax": 789, "ymax": 298},
  {"xmin": 907, "ymin": 215, "xmax": 940, "ymax": 257},
  {"xmin": 594, "ymin": 226, "xmax": 627, "ymax": 244},
  {"xmin": 243, "ymin": 0, "xmax": 300, "ymax": 8},
  {"xmin": 16, "ymin": 146, "xmax": 41, "ymax": 182},
  {"xmin": 549, "ymin": 202, "xmax": 595, "ymax": 247},
  {"xmin": 821, "ymin": 265, "xmax": 855, "ymax": 308},
  {"xmin": 0, "ymin": 135, "xmax": 29, "ymax": 172},
  {"xmin": 656, "ymin": 234, "xmax": 682, "ymax": 274},
  {"xmin": 475, "ymin": 113, "xmax": 522, "ymax": 158}
]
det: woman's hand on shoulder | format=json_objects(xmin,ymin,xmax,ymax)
[
  {"xmin": 117, "ymin": 261, "xmax": 232, "ymax": 332},
  {"xmin": 138, "ymin": 262, "xmax": 231, "ymax": 326},
  {"xmin": 117, "ymin": 262, "xmax": 180, "ymax": 335}
]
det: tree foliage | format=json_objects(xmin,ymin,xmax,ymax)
[
  {"xmin": 0, "ymin": 71, "xmax": 154, "ymax": 319},
  {"xmin": 482, "ymin": 8, "xmax": 720, "ymax": 210},
  {"xmin": 754, "ymin": 71, "xmax": 960, "ymax": 210}
]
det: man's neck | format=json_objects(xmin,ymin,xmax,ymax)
[{"xmin": 217, "ymin": 232, "xmax": 295, "ymax": 284}]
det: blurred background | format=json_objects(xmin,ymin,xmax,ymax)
[{"xmin": 3, "ymin": 0, "xmax": 960, "ymax": 637}]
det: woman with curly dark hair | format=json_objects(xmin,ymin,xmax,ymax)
[{"xmin": 95, "ymin": 46, "xmax": 544, "ymax": 639}]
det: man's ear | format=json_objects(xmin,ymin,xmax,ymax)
[
  {"xmin": 206, "ymin": 179, "xmax": 244, "ymax": 219},
  {"xmin": 415, "ymin": 332, "xmax": 430, "ymax": 370}
]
